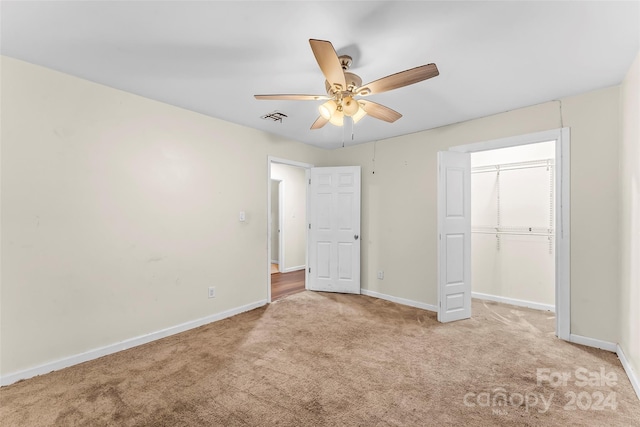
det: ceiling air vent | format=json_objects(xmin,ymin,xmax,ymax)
[{"xmin": 260, "ymin": 111, "xmax": 288, "ymax": 123}]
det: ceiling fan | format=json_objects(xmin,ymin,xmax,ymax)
[{"xmin": 254, "ymin": 39, "xmax": 439, "ymax": 129}]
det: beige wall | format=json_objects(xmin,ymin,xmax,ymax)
[
  {"xmin": 0, "ymin": 56, "xmax": 328, "ymax": 375},
  {"xmin": 328, "ymin": 86, "xmax": 621, "ymax": 343},
  {"xmin": 619, "ymin": 52, "xmax": 640, "ymax": 381},
  {"xmin": 271, "ymin": 163, "xmax": 307, "ymax": 271}
]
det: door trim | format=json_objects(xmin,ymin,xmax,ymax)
[
  {"xmin": 267, "ymin": 157, "xmax": 313, "ymax": 303},
  {"xmin": 449, "ymin": 128, "xmax": 570, "ymax": 340},
  {"xmin": 269, "ymin": 179, "xmax": 284, "ymax": 267}
]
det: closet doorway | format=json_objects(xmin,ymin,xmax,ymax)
[
  {"xmin": 440, "ymin": 128, "xmax": 570, "ymax": 340},
  {"xmin": 471, "ymin": 141, "xmax": 556, "ymax": 312}
]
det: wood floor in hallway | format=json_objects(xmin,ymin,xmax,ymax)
[{"xmin": 271, "ymin": 269, "xmax": 305, "ymax": 301}]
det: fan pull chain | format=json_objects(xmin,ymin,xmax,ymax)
[
  {"xmin": 351, "ymin": 117, "xmax": 355, "ymax": 142},
  {"xmin": 372, "ymin": 141, "xmax": 376, "ymax": 174}
]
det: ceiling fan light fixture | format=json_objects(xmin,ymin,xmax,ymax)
[
  {"xmin": 319, "ymin": 99, "xmax": 338, "ymax": 120},
  {"xmin": 254, "ymin": 39, "xmax": 439, "ymax": 131},
  {"xmin": 352, "ymin": 104, "xmax": 367, "ymax": 124},
  {"xmin": 329, "ymin": 109, "xmax": 344, "ymax": 126},
  {"xmin": 342, "ymin": 96, "xmax": 359, "ymax": 116}
]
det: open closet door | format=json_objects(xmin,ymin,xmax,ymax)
[
  {"xmin": 308, "ymin": 166, "xmax": 361, "ymax": 294},
  {"xmin": 437, "ymin": 151, "xmax": 472, "ymax": 322}
]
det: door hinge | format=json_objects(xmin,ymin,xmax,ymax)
[
  {"xmin": 309, "ymin": 223, "xmax": 311, "ymax": 229},
  {"xmin": 308, "ymin": 267, "xmax": 311, "ymax": 273},
  {"xmin": 309, "ymin": 178, "xmax": 311, "ymax": 185}
]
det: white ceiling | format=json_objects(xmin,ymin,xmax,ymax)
[{"xmin": 2, "ymin": 1, "xmax": 638, "ymax": 149}]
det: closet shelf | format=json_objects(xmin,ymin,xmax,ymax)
[
  {"xmin": 472, "ymin": 156, "xmax": 555, "ymax": 253},
  {"xmin": 472, "ymin": 158, "xmax": 554, "ymax": 174},
  {"xmin": 473, "ymin": 231, "xmax": 552, "ymax": 237},
  {"xmin": 472, "ymin": 226, "xmax": 554, "ymax": 237}
]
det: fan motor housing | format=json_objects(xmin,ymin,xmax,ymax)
[{"xmin": 325, "ymin": 72, "xmax": 362, "ymax": 96}]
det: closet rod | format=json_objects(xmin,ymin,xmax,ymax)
[
  {"xmin": 472, "ymin": 231, "xmax": 553, "ymax": 237},
  {"xmin": 472, "ymin": 159, "xmax": 554, "ymax": 174},
  {"xmin": 472, "ymin": 164, "xmax": 553, "ymax": 174}
]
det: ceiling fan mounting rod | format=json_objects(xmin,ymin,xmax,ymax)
[{"xmin": 339, "ymin": 55, "xmax": 353, "ymax": 71}]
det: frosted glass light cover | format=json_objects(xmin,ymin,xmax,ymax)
[
  {"xmin": 342, "ymin": 97, "xmax": 359, "ymax": 116},
  {"xmin": 352, "ymin": 104, "xmax": 367, "ymax": 123},
  {"xmin": 319, "ymin": 100, "xmax": 337, "ymax": 120},
  {"xmin": 329, "ymin": 110, "xmax": 344, "ymax": 126}
]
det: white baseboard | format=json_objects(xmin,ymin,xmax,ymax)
[
  {"xmin": 282, "ymin": 265, "xmax": 305, "ymax": 273},
  {"xmin": 271, "ymin": 260, "xmax": 279, "ymax": 265},
  {"xmin": 472, "ymin": 292, "xmax": 555, "ymax": 313},
  {"xmin": 361, "ymin": 289, "xmax": 438, "ymax": 313},
  {"xmin": 568, "ymin": 334, "xmax": 617, "ymax": 352},
  {"xmin": 617, "ymin": 344, "xmax": 640, "ymax": 401},
  {"xmin": 0, "ymin": 299, "xmax": 267, "ymax": 387}
]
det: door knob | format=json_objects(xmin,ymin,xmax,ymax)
[{"xmin": 354, "ymin": 234, "xmax": 359, "ymax": 240}]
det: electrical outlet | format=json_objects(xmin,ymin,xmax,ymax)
[
  {"xmin": 377, "ymin": 271, "xmax": 384, "ymax": 280},
  {"xmin": 208, "ymin": 286, "xmax": 216, "ymax": 298}
]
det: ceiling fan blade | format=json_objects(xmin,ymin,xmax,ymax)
[
  {"xmin": 359, "ymin": 100, "xmax": 402, "ymax": 123},
  {"xmin": 309, "ymin": 39, "xmax": 346, "ymax": 90},
  {"xmin": 254, "ymin": 94, "xmax": 329, "ymax": 101},
  {"xmin": 310, "ymin": 116, "xmax": 329, "ymax": 130},
  {"xmin": 358, "ymin": 63, "xmax": 439, "ymax": 96}
]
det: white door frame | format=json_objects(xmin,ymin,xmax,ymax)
[
  {"xmin": 270, "ymin": 179, "xmax": 284, "ymax": 268},
  {"xmin": 267, "ymin": 157, "xmax": 313, "ymax": 303},
  {"xmin": 449, "ymin": 128, "xmax": 571, "ymax": 340},
  {"xmin": 277, "ymin": 180, "xmax": 284, "ymax": 271}
]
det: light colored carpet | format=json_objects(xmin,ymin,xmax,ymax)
[{"xmin": 1, "ymin": 292, "xmax": 639, "ymax": 426}]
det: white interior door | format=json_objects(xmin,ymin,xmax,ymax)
[
  {"xmin": 437, "ymin": 151, "xmax": 472, "ymax": 322},
  {"xmin": 308, "ymin": 166, "xmax": 361, "ymax": 294}
]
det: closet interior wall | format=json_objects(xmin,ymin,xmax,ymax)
[{"xmin": 471, "ymin": 141, "xmax": 556, "ymax": 309}]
